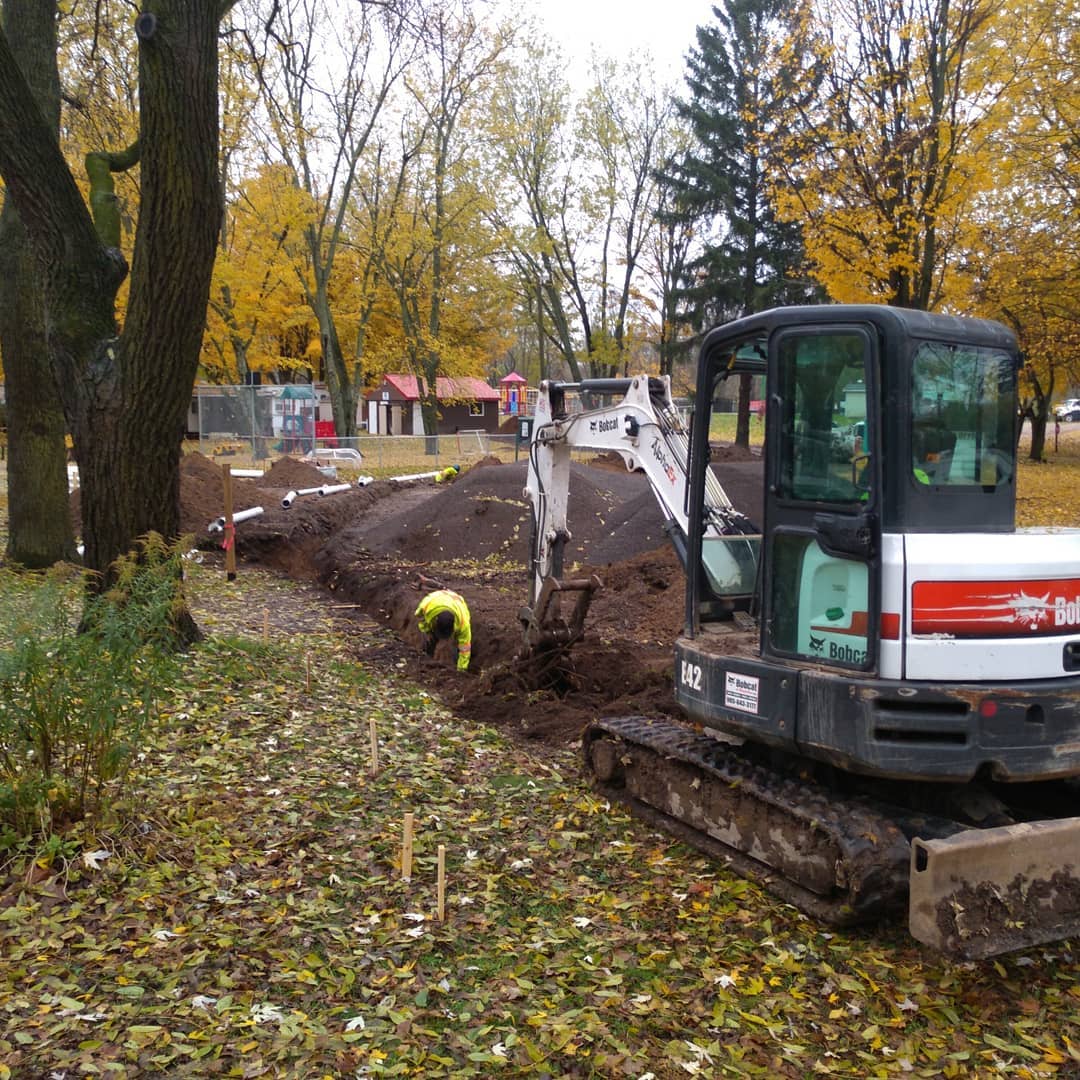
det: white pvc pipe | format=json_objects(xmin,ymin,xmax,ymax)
[
  {"xmin": 207, "ymin": 505, "xmax": 265, "ymax": 533},
  {"xmin": 392, "ymin": 470, "xmax": 442, "ymax": 482},
  {"xmin": 280, "ymin": 485, "xmax": 323, "ymax": 510},
  {"xmin": 318, "ymin": 483, "xmax": 351, "ymax": 496},
  {"xmin": 356, "ymin": 475, "xmax": 374, "ymax": 487},
  {"xmin": 229, "ymin": 468, "xmax": 265, "ymax": 478}
]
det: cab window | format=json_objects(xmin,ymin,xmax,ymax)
[
  {"xmin": 776, "ymin": 332, "xmax": 871, "ymax": 505},
  {"xmin": 910, "ymin": 343, "xmax": 1014, "ymax": 488}
]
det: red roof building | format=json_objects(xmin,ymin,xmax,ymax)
[{"xmin": 364, "ymin": 374, "xmax": 500, "ymax": 436}]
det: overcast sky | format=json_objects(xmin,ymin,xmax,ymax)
[{"xmin": 504, "ymin": 0, "xmax": 714, "ymax": 88}]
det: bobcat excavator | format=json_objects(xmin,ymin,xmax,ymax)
[{"xmin": 520, "ymin": 304, "xmax": 1080, "ymax": 959}]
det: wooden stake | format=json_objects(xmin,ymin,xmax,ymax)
[
  {"xmin": 368, "ymin": 717, "xmax": 379, "ymax": 776},
  {"xmin": 437, "ymin": 844, "xmax": 446, "ymax": 922},
  {"xmin": 222, "ymin": 464, "xmax": 237, "ymax": 581},
  {"xmin": 401, "ymin": 812, "xmax": 414, "ymax": 881}
]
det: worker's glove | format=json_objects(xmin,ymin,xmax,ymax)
[{"xmin": 424, "ymin": 635, "xmax": 437, "ymax": 657}]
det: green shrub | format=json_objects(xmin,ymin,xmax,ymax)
[{"xmin": 0, "ymin": 536, "xmax": 184, "ymax": 842}]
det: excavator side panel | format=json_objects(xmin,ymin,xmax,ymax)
[
  {"xmin": 675, "ymin": 635, "xmax": 798, "ymax": 750},
  {"xmin": 910, "ymin": 818, "xmax": 1080, "ymax": 959}
]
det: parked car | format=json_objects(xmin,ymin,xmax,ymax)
[
  {"xmin": 301, "ymin": 446, "xmax": 364, "ymax": 466},
  {"xmin": 1056, "ymin": 399, "xmax": 1080, "ymax": 421}
]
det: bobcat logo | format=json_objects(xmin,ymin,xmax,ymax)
[{"xmin": 808, "ymin": 634, "xmax": 825, "ymax": 653}]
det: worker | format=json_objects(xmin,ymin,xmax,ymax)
[
  {"xmin": 435, "ymin": 464, "xmax": 461, "ymax": 483},
  {"xmin": 414, "ymin": 589, "xmax": 472, "ymax": 671}
]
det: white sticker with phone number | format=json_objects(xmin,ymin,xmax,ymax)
[{"xmin": 724, "ymin": 671, "xmax": 759, "ymax": 714}]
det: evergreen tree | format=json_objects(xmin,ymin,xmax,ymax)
[{"xmin": 660, "ymin": 0, "xmax": 820, "ymax": 442}]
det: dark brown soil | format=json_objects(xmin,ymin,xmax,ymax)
[{"xmin": 181, "ymin": 450, "xmax": 765, "ymax": 748}]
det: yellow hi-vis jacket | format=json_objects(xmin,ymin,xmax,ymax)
[{"xmin": 414, "ymin": 589, "xmax": 472, "ymax": 671}]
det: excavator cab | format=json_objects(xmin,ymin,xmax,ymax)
[{"xmin": 679, "ymin": 305, "xmax": 1025, "ymax": 757}]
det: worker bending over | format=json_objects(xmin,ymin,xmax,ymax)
[{"xmin": 414, "ymin": 589, "xmax": 472, "ymax": 671}]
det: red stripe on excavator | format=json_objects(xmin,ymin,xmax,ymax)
[{"xmin": 912, "ymin": 578, "xmax": 1080, "ymax": 637}]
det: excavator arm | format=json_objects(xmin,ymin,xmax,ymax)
[{"xmin": 521, "ymin": 375, "xmax": 758, "ymax": 653}]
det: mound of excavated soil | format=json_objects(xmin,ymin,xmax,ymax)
[
  {"xmin": 321, "ymin": 460, "xmax": 667, "ymax": 570},
  {"xmin": 173, "ymin": 448, "xmax": 764, "ymax": 749},
  {"xmin": 320, "ymin": 457, "xmax": 764, "ymax": 571}
]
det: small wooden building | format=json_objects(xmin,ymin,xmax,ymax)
[{"xmin": 365, "ymin": 374, "xmax": 501, "ymax": 436}]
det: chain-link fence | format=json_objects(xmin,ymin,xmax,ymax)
[
  {"xmin": 186, "ymin": 381, "xmax": 712, "ymax": 479},
  {"xmin": 187, "ymin": 384, "xmax": 537, "ymax": 476}
]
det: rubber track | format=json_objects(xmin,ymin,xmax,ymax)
[{"xmin": 583, "ymin": 716, "xmax": 914, "ymax": 926}]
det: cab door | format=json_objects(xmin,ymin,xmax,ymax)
[{"xmin": 762, "ymin": 326, "xmax": 880, "ymax": 673}]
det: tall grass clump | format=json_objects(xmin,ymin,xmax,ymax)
[{"xmin": 0, "ymin": 534, "xmax": 186, "ymax": 849}]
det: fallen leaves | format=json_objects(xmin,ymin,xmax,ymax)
[{"xmin": 1, "ymin": 552, "xmax": 1080, "ymax": 1077}]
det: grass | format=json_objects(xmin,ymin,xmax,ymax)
[{"xmin": 194, "ymin": 433, "xmax": 529, "ymax": 479}]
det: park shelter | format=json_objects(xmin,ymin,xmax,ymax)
[{"xmin": 365, "ymin": 375, "xmax": 500, "ymax": 436}]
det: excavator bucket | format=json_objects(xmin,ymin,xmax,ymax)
[
  {"xmin": 519, "ymin": 575, "xmax": 603, "ymax": 655},
  {"xmin": 909, "ymin": 817, "xmax": 1080, "ymax": 959}
]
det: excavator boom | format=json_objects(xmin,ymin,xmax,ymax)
[{"xmin": 520, "ymin": 375, "xmax": 757, "ymax": 653}]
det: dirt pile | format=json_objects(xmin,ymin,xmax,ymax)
[
  {"xmin": 321, "ymin": 460, "xmax": 669, "ymax": 570},
  {"xmin": 175, "ymin": 453, "xmax": 384, "ymax": 576},
  {"xmin": 177, "ymin": 453, "xmax": 266, "ymax": 537},
  {"xmin": 175, "ymin": 450, "xmax": 764, "ymax": 748}
]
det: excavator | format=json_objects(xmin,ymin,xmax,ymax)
[{"xmin": 520, "ymin": 304, "xmax": 1080, "ymax": 960}]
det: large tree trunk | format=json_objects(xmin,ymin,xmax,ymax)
[
  {"xmin": 0, "ymin": 0, "xmax": 76, "ymax": 569},
  {"xmin": 0, "ymin": 1, "xmax": 224, "ymax": 628},
  {"xmin": 0, "ymin": 204, "xmax": 76, "ymax": 568}
]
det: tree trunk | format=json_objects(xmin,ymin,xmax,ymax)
[
  {"xmin": 0, "ymin": 1, "xmax": 224, "ymax": 632},
  {"xmin": 0, "ymin": 0, "xmax": 76, "ymax": 568},
  {"xmin": 314, "ymin": 286, "xmax": 358, "ymax": 439},
  {"xmin": 0, "ymin": 202, "xmax": 77, "ymax": 567},
  {"xmin": 420, "ymin": 394, "xmax": 440, "ymax": 455},
  {"xmin": 735, "ymin": 372, "xmax": 752, "ymax": 449},
  {"xmin": 1029, "ymin": 410, "xmax": 1048, "ymax": 462}
]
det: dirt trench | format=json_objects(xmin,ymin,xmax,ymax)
[{"xmin": 179, "ymin": 450, "xmax": 764, "ymax": 749}]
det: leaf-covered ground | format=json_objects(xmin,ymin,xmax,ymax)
[
  {"xmin": 3, "ymin": 559, "xmax": 1080, "ymax": 1080},
  {"xmin": 5, "ymin": 431, "xmax": 1080, "ymax": 1078}
]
